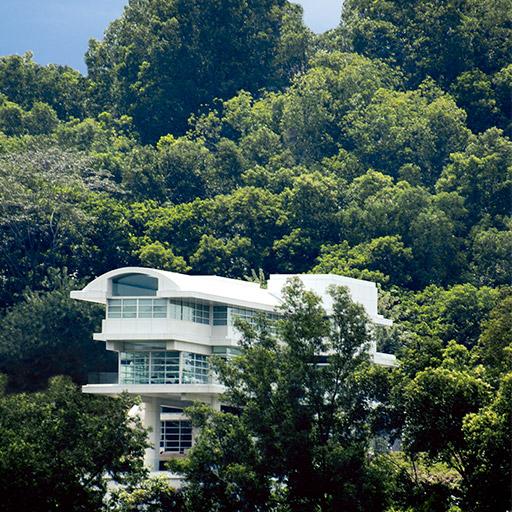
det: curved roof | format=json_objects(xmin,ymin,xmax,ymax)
[{"xmin": 70, "ymin": 267, "xmax": 281, "ymax": 311}]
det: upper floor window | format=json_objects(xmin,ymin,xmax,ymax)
[
  {"xmin": 230, "ymin": 306, "xmax": 280, "ymax": 326},
  {"xmin": 112, "ymin": 273, "xmax": 158, "ymax": 296},
  {"xmin": 213, "ymin": 306, "xmax": 228, "ymax": 325},
  {"xmin": 107, "ymin": 298, "xmax": 167, "ymax": 318},
  {"xmin": 214, "ymin": 305, "xmax": 279, "ymax": 327},
  {"xmin": 170, "ymin": 299, "xmax": 210, "ymax": 325}
]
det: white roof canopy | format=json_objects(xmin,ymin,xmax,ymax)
[{"xmin": 70, "ymin": 267, "xmax": 392, "ymax": 325}]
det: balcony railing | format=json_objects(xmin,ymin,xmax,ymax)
[{"xmin": 87, "ymin": 372, "xmax": 118, "ymax": 384}]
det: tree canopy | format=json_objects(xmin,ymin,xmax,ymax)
[{"xmin": 0, "ymin": 0, "xmax": 510, "ymax": 509}]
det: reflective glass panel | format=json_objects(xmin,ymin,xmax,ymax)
[
  {"xmin": 182, "ymin": 352, "xmax": 209, "ymax": 384},
  {"xmin": 112, "ymin": 273, "xmax": 158, "ymax": 296}
]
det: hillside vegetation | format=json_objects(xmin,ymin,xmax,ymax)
[{"xmin": 0, "ymin": 1, "xmax": 510, "ymax": 511}]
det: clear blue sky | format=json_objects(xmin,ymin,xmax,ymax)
[{"xmin": 0, "ymin": 0, "xmax": 342, "ymax": 74}]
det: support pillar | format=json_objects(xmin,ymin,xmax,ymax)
[{"xmin": 142, "ymin": 397, "xmax": 161, "ymax": 471}]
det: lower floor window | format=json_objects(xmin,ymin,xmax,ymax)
[
  {"xmin": 160, "ymin": 420, "xmax": 192, "ymax": 453},
  {"xmin": 119, "ymin": 351, "xmax": 209, "ymax": 384},
  {"xmin": 182, "ymin": 353, "xmax": 209, "ymax": 384}
]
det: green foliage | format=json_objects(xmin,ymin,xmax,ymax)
[
  {"xmin": 377, "ymin": 452, "xmax": 461, "ymax": 512},
  {"xmin": 469, "ymin": 223, "xmax": 512, "ymax": 286},
  {"xmin": 0, "ymin": 377, "xmax": 148, "ymax": 512},
  {"xmin": 403, "ymin": 366, "xmax": 491, "ymax": 461},
  {"xmin": 0, "ymin": 272, "xmax": 115, "ymax": 392},
  {"xmin": 279, "ymin": 52, "xmax": 401, "ymax": 163},
  {"xmin": 0, "ymin": 98, "xmax": 59, "ymax": 136},
  {"xmin": 0, "ymin": 1, "xmax": 510, "ymax": 509},
  {"xmin": 0, "ymin": 53, "xmax": 88, "ymax": 119},
  {"xmin": 174, "ymin": 281, "xmax": 390, "ymax": 511},
  {"xmin": 107, "ymin": 475, "xmax": 183, "ymax": 512},
  {"xmin": 392, "ymin": 284, "xmax": 499, "ymax": 349},
  {"xmin": 461, "ymin": 373, "xmax": 512, "ymax": 512},
  {"xmin": 314, "ymin": 236, "xmax": 413, "ymax": 286},
  {"xmin": 342, "ymin": 0, "xmax": 511, "ymax": 84},
  {"xmin": 136, "ymin": 240, "xmax": 190, "ymax": 272},
  {"xmin": 86, "ymin": 0, "xmax": 311, "ymax": 142},
  {"xmin": 437, "ymin": 128, "xmax": 512, "ymax": 222},
  {"xmin": 343, "ymin": 87, "xmax": 470, "ymax": 187},
  {"xmin": 342, "ymin": 0, "xmax": 512, "ymax": 135},
  {"xmin": 0, "ymin": 147, "xmax": 132, "ymax": 305},
  {"xmin": 473, "ymin": 291, "xmax": 512, "ymax": 384}
]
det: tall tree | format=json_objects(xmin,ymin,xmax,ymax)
[
  {"xmin": 86, "ymin": 0, "xmax": 311, "ymax": 142},
  {"xmin": 173, "ymin": 280, "xmax": 389, "ymax": 511},
  {"xmin": 341, "ymin": 0, "xmax": 512, "ymax": 133},
  {"xmin": 0, "ymin": 53, "xmax": 88, "ymax": 119}
]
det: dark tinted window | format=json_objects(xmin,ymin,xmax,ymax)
[{"xmin": 112, "ymin": 273, "xmax": 158, "ymax": 296}]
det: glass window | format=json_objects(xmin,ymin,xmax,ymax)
[
  {"xmin": 119, "ymin": 351, "xmax": 210, "ymax": 385},
  {"xmin": 230, "ymin": 306, "xmax": 256, "ymax": 325},
  {"xmin": 120, "ymin": 351, "xmax": 179, "ymax": 384},
  {"xmin": 160, "ymin": 420, "xmax": 192, "ymax": 453},
  {"xmin": 123, "ymin": 342, "xmax": 166, "ymax": 351},
  {"xmin": 213, "ymin": 306, "xmax": 228, "ymax": 325},
  {"xmin": 138, "ymin": 299, "xmax": 153, "ymax": 318},
  {"xmin": 107, "ymin": 299, "xmax": 122, "ymax": 318},
  {"xmin": 120, "ymin": 352, "xmax": 150, "ymax": 384},
  {"xmin": 169, "ymin": 299, "xmax": 210, "ymax": 325},
  {"xmin": 107, "ymin": 299, "xmax": 168, "ymax": 319},
  {"xmin": 228, "ymin": 306, "xmax": 279, "ymax": 331},
  {"xmin": 193, "ymin": 302, "xmax": 210, "ymax": 324},
  {"xmin": 150, "ymin": 351, "xmax": 180, "ymax": 384},
  {"xmin": 161, "ymin": 406, "xmax": 184, "ymax": 414},
  {"xmin": 153, "ymin": 299, "xmax": 167, "ymax": 318},
  {"xmin": 169, "ymin": 299, "xmax": 181, "ymax": 320},
  {"xmin": 122, "ymin": 299, "xmax": 137, "ymax": 318},
  {"xmin": 182, "ymin": 352, "xmax": 209, "ymax": 384},
  {"xmin": 212, "ymin": 346, "xmax": 241, "ymax": 358},
  {"xmin": 112, "ymin": 273, "xmax": 158, "ymax": 296},
  {"xmin": 181, "ymin": 300, "xmax": 193, "ymax": 322}
]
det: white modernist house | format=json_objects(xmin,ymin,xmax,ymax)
[{"xmin": 71, "ymin": 267, "xmax": 395, "ymax": 472}]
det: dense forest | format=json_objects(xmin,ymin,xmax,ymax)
[{"xmin": 0, "ymin": 0, "xmax": 510, "ymax": 511}]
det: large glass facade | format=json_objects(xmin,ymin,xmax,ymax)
[
  {"xmin": 107, "ymin": 298, "xmax": 167, "ymax": 318},
  {"xmin": 107, "ymin": 298, "xmax": 278, "ymax": 327},
  {"xmin": 119, "ymin": 351, "xmax": 210, "ymax": 384},
  {"xmin": 160, "ymin": 420, "xmax": 192, "ymax": 453}
]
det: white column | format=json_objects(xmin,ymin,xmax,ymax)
[{"xmin": 142, "ymin": 397, "xmax": 161, "ymax": 471}]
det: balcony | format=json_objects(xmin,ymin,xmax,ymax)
[
  {"xmin": 82, "ymin": 382, "xmax": 225, "ymax": 398},
  {"xmin": 83, "ymin": 348, "xmax": 225, "ymax": 398}
]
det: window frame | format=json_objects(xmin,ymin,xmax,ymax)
[{"xmin": 160, "ymin": 420, "xmax": 193, "ymax": 454}]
